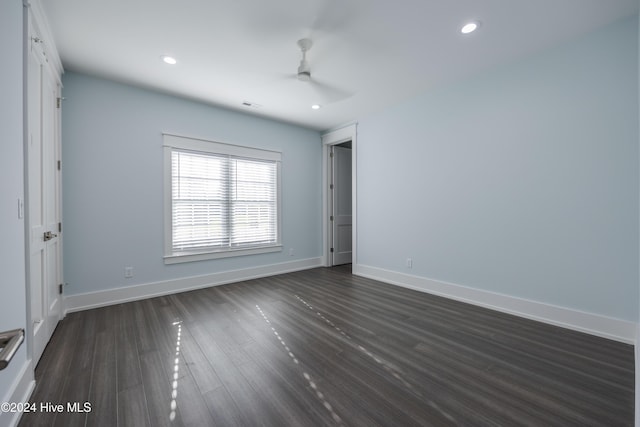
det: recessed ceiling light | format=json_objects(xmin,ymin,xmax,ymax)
[
  {"xmin": 460, "ymin": 21, "xmax": 479, "ymax": 34},
  {"xmin": 311, "ymin": 104, "xmax": 321, "ymax": 110},
  {"xmin": 162, "ymin": 55, "xmax": 177, "ymax": 65}
]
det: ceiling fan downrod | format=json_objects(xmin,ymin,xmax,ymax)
[{"xmin": 297, "ymin": 38, "xmax": 312, "ymax": 81}]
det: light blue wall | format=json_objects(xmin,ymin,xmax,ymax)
[
  {"xmin": 0, "ymin": 0, "xmax": 29, "ymax": 410},
  {"xmin": 357, "ymin": 17, "xmax": 639, "ymax": 321},
  {"xmin": 61, "ymin": 73, "xmax": 322, "ymax": 295}
]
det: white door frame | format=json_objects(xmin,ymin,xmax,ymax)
[{"xmin": 321, "ymin": 124, "xmax": 357, "ymax": 267}]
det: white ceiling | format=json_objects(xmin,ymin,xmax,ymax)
[{"xmin": 41, "ymin": 0, "xmax": 638, "ymax": 131}]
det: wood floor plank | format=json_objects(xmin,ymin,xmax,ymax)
[
  {"xmin": 138, "ymin": 350, "xmax": 184, "ymax": 427},
  {"xmin": 202, "ymin": 386, "xmax": 244, "ymax": 426},
  {"xmin": 177, "ymin": 328, "xmax": 224, "ymax": 395},
  {"xmin": 115, "ymin": 303, "xmax": 144, "ymax": 393},
  {"xmin": 170, "ymin": 369, "xmax": 216, "ymax": 427},
  {"xmin": 86, "ymin": 328, "xmax": 118, "ymax": 427},
  {"xmin": 51, "ymin": 309, "xmax": 98, "ymax": 427},
  {"xmin": 117, "ymin": 385, "xmax": 150, "ymax": 427}
]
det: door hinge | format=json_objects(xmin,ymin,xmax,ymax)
[
  {"xmin": 57, "ymin": 160, "xmax": 61, "ymax": 170},
  {"xmin": 330, "ymin": 216, "xmax": 334, "ymax": 221},
  {"xmin": 330, "ymin": 248, "xmax": 334, "ymax": 253},
  {"xmin": 330, "ymin": 184, "xmax": 334, "ymax": 190},
  {"xmin": 330, "ymin": 152, "xmax": 333, "ymax": 158},
  {"xmin": 58, "ymin": 284, "xmax": 63, "ymax": 295},
  {"xmin": 56, "ymin": 97, "xmax": 61, "ymax": 108},
  {"xmin": 58, "ymin": 222, "xmax": 62, "ymax": 233}
]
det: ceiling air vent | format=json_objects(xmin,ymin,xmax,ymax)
[{"xmin": 242, "ymin": 101, "xmax": 262, "ymax": 109}]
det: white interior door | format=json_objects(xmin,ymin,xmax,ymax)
[
  {"xmin": 331, "ymin": 145, "xmax": 352, "ymax": 266},
  {"xmin": 27, "ymin": 28, "xmax": 62, "ymax": 365}
]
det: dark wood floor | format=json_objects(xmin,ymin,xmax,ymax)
[{"xmin": 19, "ymin": 266, "xmax": 634, "ymax": 426}]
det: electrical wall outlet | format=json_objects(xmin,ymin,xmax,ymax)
[
  {"xmin": 124, "ymin": 266, "xmax": 134, "ymax": 278},
  {"xmin": 406, "ymin": 258, "xmax": 413, "ymax": 268},
  {"xmin": 289, "ymin": 248, "xmax": 295, "ymax": 256}
]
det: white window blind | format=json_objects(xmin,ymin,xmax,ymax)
[{"xmin": 164, "ymin": 134, "xmax": 281, "ymax": 262}]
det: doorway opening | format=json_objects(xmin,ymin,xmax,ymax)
[{"xmin": 322, "ymin": 124, "xmax": 356, "ymax": 267}]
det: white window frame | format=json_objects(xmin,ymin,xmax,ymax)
[{"xmin": 163, "ymin": 133, "xmax": 282, "ymax": 264}]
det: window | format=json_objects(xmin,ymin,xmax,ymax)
[{"xmin": 164, "ymin": 134, "xmax": 281, "ymax": 264}]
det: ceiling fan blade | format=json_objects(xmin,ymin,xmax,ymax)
[{"xmin": 308, "ymin": 78, "xmax": 354, "ymax": 104}]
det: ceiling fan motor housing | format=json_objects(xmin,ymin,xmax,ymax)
[
  {"xmin": 297, "ymin": 71, "xmax": 311, "ymax": 81},
  {"xmin": 297, "ymin": 63, "xmax": 311, "ymax": 81}
]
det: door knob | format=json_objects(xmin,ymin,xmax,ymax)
[{"xmin": 43, "ymin": 231, "xmax": 57, "ymax": 241}]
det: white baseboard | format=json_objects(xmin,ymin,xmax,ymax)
[
  {"xmin": 353, "ymin": 264, "xmax": 637, "ymax": 344},
  {"xmin": 0, "ymin": 358, "xmax": 35, "ymax": 427},
  {"xmin": 64, "ymin": 257, "xmax": 323, "ymax": 314}
]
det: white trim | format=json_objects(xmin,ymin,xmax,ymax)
[
  {"xmin": 64, "ymin": 257, "xmax": 322, "ymax": 314},
  {"xmin": 0, "ymin": 358, "xmax": 35, "ymax": 427},
  {"xmin": 353, "ymin": 264, "xmax": 637, "ymax": 344},
  {"xmin": 164, "ymin": 244, "xmax": 282, "ymax": 264},
  {"xmin": 321, "ymin": 124, "xmax": 357, "ymax": 267},
  {"xmin": 26, "ymin": 0, "xmax": 64, "ymax": 80},
  {"xmin": 163, "ymin": 133, "xmax": 282, "ymax": 162}
]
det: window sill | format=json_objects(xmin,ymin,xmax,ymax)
[{"xmin": 164, "ymin": 245, "xmax": 282, "ymax": 265}]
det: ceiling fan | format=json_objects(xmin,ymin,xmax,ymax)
[{"xmin": 292, "ymin": 37, "xmax": 352, "ymax": 103}]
